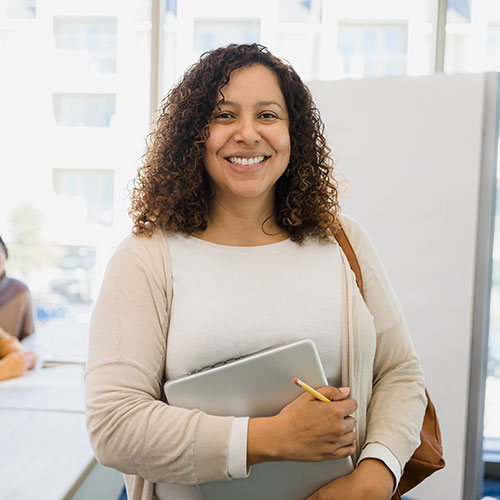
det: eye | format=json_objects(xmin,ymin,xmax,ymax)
[
  {"xmin": 259, "ymin": 112, "xmax": 279, "ymax": 120},
  {"xmin": 214, "ymin": 111, "xmax": 234, "ymax": 120}
]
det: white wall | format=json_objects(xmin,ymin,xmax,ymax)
[{"xmin": 309, "ymin": 72, "xmax": 498, "ymax": 500}]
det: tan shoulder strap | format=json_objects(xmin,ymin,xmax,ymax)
[{"xmin": 334, "ymin": 226, "xmax": 364, "ymax": 298}]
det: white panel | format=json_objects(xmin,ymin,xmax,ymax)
[{"xmin": 308, "ymin": 73, "xmax": 488, "ymax": 500}]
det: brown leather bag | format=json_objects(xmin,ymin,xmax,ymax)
[{"xmin": 334, "ymin": 227, "xmax": 445, "ymax": 498}]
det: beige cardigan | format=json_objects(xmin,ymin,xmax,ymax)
[{"xmin": 84, "ymin": 215, "xmax": 426, "ymax": 500}]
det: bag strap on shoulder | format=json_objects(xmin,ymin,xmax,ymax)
[{"xmin": 334, "ymin": 226, "xmax": 364, "ymax": 298}]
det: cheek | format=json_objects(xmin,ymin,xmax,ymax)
[
  {"xmin": 204, "ymin": 125, "xmax": 228, "ymax": 155},
  {"xmin": 285, "ymin": 136, "xmax": 291, "ymax": 157},
  {"xmin": 204, "ymin": 136, "xmax": 216, "ymax": 157},
  {"xmin": 277, "ymin": 133, "xmax": 291, "ymax": 160},
  {"xmin": 202, "ymin": 155, "xmax": 215, "ymax": 182},
  {"xmin": 203, "ymin": 137, "xmax": 220, "ymax": 174},
  {"xmin": 274, "ymin": 126, "xmax": 291, "ymax": 155},
  {"xmin": 202, "ymin": 150, "xmax": 220, "ymax": 185}
]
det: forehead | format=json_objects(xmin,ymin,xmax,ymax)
[{"xmin": 219, "ymin": 64, "xmax": 286, "ymax": 107}]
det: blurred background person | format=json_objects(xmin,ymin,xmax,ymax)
[{"xmin": 0, "ymin": 235, "xmax": 35, "ymax": 340}]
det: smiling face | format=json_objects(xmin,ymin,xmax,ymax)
[{"xmin": 203, "ymin": 64, "xmax": 291, "ymax": 210}]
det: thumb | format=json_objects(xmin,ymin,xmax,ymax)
[
  {"xmin": 317, "ymin": 386, "xmax": 350, "ymax": 401},
  {"xmin": 330, "ymin": 386, "xmax": 350, "ymax": 401}
]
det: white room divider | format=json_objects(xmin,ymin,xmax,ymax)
[{"xmin": 308, "ymin": 72, "xmax": 500, "ymax": 500}]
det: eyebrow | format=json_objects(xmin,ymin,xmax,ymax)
[{"xmin": 219, "ymin": 100, "xmax": 286, "ymax": 113}]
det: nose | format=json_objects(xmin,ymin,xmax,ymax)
[{"xmin": 233, "ymin": 115, "xmax": 261, "ymax": 144}]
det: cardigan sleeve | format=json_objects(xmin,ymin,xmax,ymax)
[
  {"xmin": 340, "ymin": 214, "xmax": 427, "ymax": 471},
  {"xmin": 84, "ymin": 231, "xmax": 234, "ymax": 484}
]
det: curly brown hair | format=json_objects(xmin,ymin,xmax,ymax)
[{"xmin": 130, "ymin": 43, "xmax": 340, "ymax": 242}]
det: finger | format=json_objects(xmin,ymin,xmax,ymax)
[
  {"xmin": 316, "ymin": 386, "xmax": 350, "ymax": 401},
  {"xmin": 293, "ymin": 390, "xmax": 322, "ymax": 403},
  {"xmin": 343, "ymin": 415, "xmax": 357, "ymax": 432},
  {"xmin": 338, "ymin": 430, "xmax": 356, "ymax": 447},
  {"xmin": 331, "ymin": 386, "xmax": 350, "ymax": 401},
  {"xmin": 333, "ymin": 441, "xmax": 356, "ymax": 459},
  {"xmin": 336, "ymin": 397, "xmax": 358, "ymax": 416},
  {"xmin": 24, "ymin": 352, "xmax": 36, "ymax": 370}
]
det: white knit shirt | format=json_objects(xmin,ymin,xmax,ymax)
[{"xmin": 156, "ymin": 234, "xmax": 343, "ymax": 500}]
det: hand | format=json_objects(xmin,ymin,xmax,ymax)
[
  {"xmin": 305, "ymin": 459, "xmax": 394, "ymax": 500},
  {"xmin": 248, "ymin": 386, "xmax": 357, "ymax": 465},
  {"xmin": 22, "ymin": 351, "xmax": 37, "ymax": 371}
]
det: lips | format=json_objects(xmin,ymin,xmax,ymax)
[{"xmin": 226, "ymin": 155, "xmax": 269, "ymax": 166}]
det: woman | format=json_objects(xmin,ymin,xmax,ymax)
[
  {"xmin": 0, "ymin": 236, "xmax": 35, "ymax": 341},
  {"xmin": 85, "ymin": 44, "xmax": 426, "ymax": 500}
]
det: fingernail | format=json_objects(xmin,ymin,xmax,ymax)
[{"xmin": 339, "ymin": 387, "xmax": 350, "ymax": 396}]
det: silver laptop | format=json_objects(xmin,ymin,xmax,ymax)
[{"xmin": 164, "ymin": 339, "xmax": 353, "ymax": 500}]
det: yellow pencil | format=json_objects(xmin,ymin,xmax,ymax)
[
  {"xmin": 293, "ymin": 377, "xmax": 331, "ymax": 402},
  {"xmin": 293, "ymin": 377, "xmax": 356, "ymax": 420}
]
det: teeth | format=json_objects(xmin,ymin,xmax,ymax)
[{"xmin": 228, "ymin": 156, "xmax": 265, "ymax": 166}]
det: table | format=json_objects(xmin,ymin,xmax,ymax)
[
  {"xmin": 0, "ymin": 364, "xmax": 85, "ymax": 412},
  {"xmin": 0, "ymin": 409, "xmax": 95, "ymax": 500},
  {"xmin": 0, "ymin": 332, "xmax": 123, "ymax": 500}
]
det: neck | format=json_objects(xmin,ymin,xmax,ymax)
[{"xmin": 196, "ymin": 195, "xmax": 287, "ymax": 246}]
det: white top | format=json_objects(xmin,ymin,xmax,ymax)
[
  {"xmin": 157, "ymin": 235, "xmax": 343, "ymax": 499},
  {"xmin": 164, "ymin": 235, "xmax": 343, "ymax": 383}
]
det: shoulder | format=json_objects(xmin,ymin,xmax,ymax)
[
  {"xmin": 113, "ymin": 228, "xmax": 170, "ymax": 263},
  {"xmin": 337, "ymin": 213, "xmax": 387, "ymax": 278},
  {"xmin": 338, "ymin": 214, "xmax": 405, "ymax": 324},
  {"xmin": 338, "ymin": 213, "xmax": 371, "ymax": 253},
  {"xmin": 6, "ymin": 276, "xmax": 30, "ymax": 295},
  {"xmin": 107, "ymin": 228, "xmax": 172, "ymax": 288}
]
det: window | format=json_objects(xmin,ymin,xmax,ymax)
[
  {"xmin": 338, "ymin": 23, "xmax": 408, "ymax": 78},
  {"xmin": 166, "ymin": 0, "xmax": 177, "ymax": 17},
  {"xmin": 486, "ymin": 26, "xmax": 500, "ymax": 71},
  {"xmin": 53, "ymin": 17, "xmax": 118, "ymax": 74},
  {"xmin": 276, "ymin": 32, "xmax": 321, "ymax": 80},
  {"xmin": 0, "ymin": 1, "xmax": 151, "ymax": 334},
  {"xmin": 160, "ymin": 1, "xmax": 434, "ymax": 97},
  {"xmin": 52, "ymin": 93, "xmax": 116, "ymax": 127},
  {"xmin": 48, "ymin": 246, "xmax": 97, "ymax": 305},
  {"xmin": 0, "ymin": 0, "xmax": 36, "ymax": 19},
  {"xmin": 193, "ymin": 20, "xmax": 260, "ymax": 54},
  {"xmin": 52, "ymin": 169, "xmax": 114, "ymax": 226},
  {"xmin": 278, "ymin": 0, "xmax": 322, "ymax": 23}
]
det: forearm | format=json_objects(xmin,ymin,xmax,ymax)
[
  {"xmin": 353, "ymin": 459, "xmax": 394, "ymax": 497},
  {"xmin": 357, "ymin": 443, "xmax": 401, "ymax": 490},
  {"xmin": 85, "ymin": 360, "xmax": 234, "ymax": 484},
  {"xmin": 0, "ymin": 327, "xmax": 21, "ymax": 357},
  {"xmin": 305, "ymin": 457, "xmax": 395, "ymax": 500},
  {"xmin": 247, "ymin": 417, "xmax": 281, "ymax": 466},
  {"xmin": 367, "ymin": 321, "xmax": 426, "ymax": 464}
]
